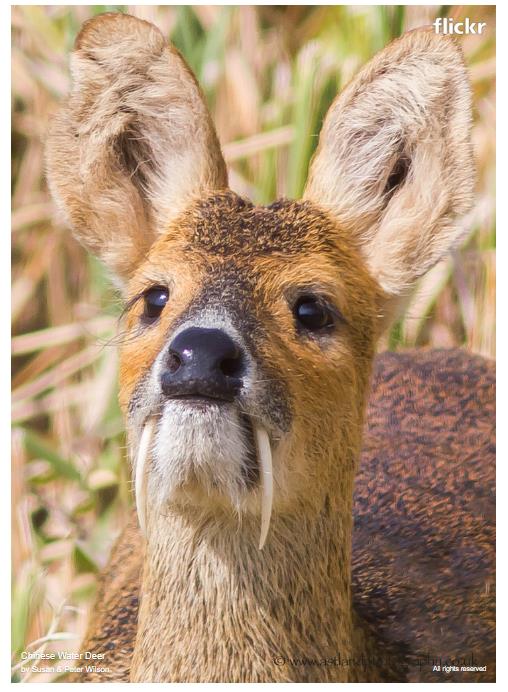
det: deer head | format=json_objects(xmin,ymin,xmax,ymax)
[{"xmin": 46, "ymin": 14, "xmax": 474, "ymax": 552}]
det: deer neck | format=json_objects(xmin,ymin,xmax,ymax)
[{"xmin": 130, "ymin": 476, "xmax": 356, "ymax": 683}]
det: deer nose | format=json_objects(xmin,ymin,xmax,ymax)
[{"xmin": 160, "ymin": 327, "xmax": 245, "ymax": 402}]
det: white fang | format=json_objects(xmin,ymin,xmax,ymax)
[
  {"xmin": 255, "ymin": 425, "xmax": 273, "ymax": 550},
  {"xmin": 135, "ymin": 418, "xmax": 155, "ymax": 535}
]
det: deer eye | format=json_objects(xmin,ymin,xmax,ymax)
[
  {"xmin": 143, "ymin": 287, "xmax": 169, "ymax": 320},
  {"xmin": 294, "ymin": 296, "xmax": 334, "ymax": 332}
]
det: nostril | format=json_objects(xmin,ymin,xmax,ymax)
[
  {"xmin": 167, "ymin": 350, "xmax": 182, "ymax": 374},
  {"xmin": 220, "ymin": 354, "xmax": 243, "ymax": 378}
]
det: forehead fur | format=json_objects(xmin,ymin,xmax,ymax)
[{"xmin": 174, "ymin": 190, "xmax": 343, "ymax": 257}]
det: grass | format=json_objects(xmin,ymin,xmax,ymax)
[{"xmin": 11, "ymin": 5, "xmax": 495, "ymax": 682}]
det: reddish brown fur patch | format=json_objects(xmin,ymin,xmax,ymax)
[{"xmin": 354, "ymin": 349, "xmax": 495, "ymax": 682}]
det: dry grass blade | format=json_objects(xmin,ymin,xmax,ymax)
[
  {"xmin": 12, "ymin": 317, "xmax": 116, "ymax": 356},
  {"xmin": 223, "ymin": 126, "xmax": 295, "ymax": 162},
  {"xmin": 12, "ymin": 202, "xmax": 56, "ymax": 233},
  {"xmin": 13, "ymin": 343, "xmax": 106, "ymax": 404}
]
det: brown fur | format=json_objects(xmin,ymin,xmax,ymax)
[
  {"xmin": 72, "ymin": 350, "xmax": 495, "ymax": 682},
  {"xmin": 45, "ymin": 14, "xmax": 493, "ymax": 684},
  {"xmin": 354, "ymin": 349, "xmax": 495, "ymax": 682}
]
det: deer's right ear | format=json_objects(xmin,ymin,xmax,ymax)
[{"xmin": 45, "ymin": 13, "xmax": 227, "ymax": 284}]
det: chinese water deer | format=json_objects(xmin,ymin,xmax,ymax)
[{"xmin": 45, "ymin": 13, "xmax": 495, "ymax": 683}]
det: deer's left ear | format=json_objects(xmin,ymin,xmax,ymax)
[{"xmin": 304, "ymin": 29, "xmax": 474, "ymax": 298}]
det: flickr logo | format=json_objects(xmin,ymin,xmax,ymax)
[{"xmin": 433, "ymin": 18, "xmax": 486, "ymax": 35}]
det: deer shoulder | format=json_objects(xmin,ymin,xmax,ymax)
[{"xmin": 355, "ymin": 348, "xmax": 495, "ymax": 681}]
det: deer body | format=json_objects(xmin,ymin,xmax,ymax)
[
  {"xmin": 71, "ymin": 349, "xmax": 495, "ymax": 683},
  {"xmin": 46, "ymin": 14, "xmax": 495, "ymax": 683}
]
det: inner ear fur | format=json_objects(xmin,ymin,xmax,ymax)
[
  {"xmin": 304, "ymin": 29, "xmax": 475, "ymax": 297},
  {"xmin": 45, "ymin": 12, "xmax": 227, "ymax": 282}
]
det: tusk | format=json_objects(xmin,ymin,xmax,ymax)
[
  {"xmin": 255, "ymin": 425, "xmax": 273, "ymax": 550},
  {"xmin": 135, "ymin": 418, "xmax": 155, "ymax": 536}
]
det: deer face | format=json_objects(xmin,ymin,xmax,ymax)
[
  {"xmin": 118, "ymin": 191, "xmax": 379, "ymax": 524},
  {"xmin": 46, "ymin": 14, "xmax": 474, "ymax": 544}
]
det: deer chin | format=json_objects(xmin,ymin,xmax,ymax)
[{"xmin": 134, "ymin": 401, "xmax": 273, "ymax": 549}]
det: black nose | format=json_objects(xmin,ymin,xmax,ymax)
[{"xmin": 160, "ymin": 327, "xmax": 245, "ymax": 401}]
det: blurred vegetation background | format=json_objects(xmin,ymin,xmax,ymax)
[{"xmin": 11, "ymin": 4, "xmax": 495, "ymax": 682}]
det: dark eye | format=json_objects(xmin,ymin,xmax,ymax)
[
  {"xmin": 294, "ymin": 296, "xmax": 334, "ymax": 331},
  {"xmin": 143, "ymin": 286, "xmax": 169, "ymax": 320}
]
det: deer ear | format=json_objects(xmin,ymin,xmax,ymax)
[
  {"xmin": 304, "ymin": 29, "xmax": 474, "ymax": 298},
  {"xmin": 46, "ymin": 13, "xmax": 227, "ymax": 283}
]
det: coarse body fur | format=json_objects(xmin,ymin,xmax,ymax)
[
  {"xmin": 45, "ymin": 13, "xmax": 495, "ymax": 683},
  {"xmin": 70, "ymin": 350, "xmax": 495, "ymax": 683}
]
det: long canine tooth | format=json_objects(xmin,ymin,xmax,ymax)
[
  {"xmin": 135, "ymin": 418, "xmax": 155, "ymax": 536},
  {"xmin": 255, "ymin": 425, "xmax": 273, "ymax": 550}
]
